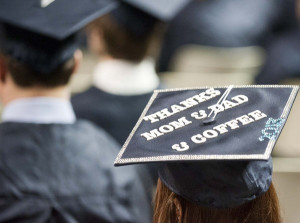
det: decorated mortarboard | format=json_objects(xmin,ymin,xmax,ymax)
[
  {"xmin": 115, "ymin": 85, "xmax": 299, "ymax": 208},
  {"xmin": 0, "ymin": 0, "xmax": 117, "ymax": 74},
  {"xmin": 111, "ymin": 0, "xmax": 190, "ymax": 37}
]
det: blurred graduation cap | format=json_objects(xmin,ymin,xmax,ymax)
[
  {"xmin": 115, "ymin": 85, "xmax": 299, "ymax": 208},
  {"xmin": 110, "ymin": 0, "xmax": 191, "ymax": 37},
  {"xmin": 0, "ymin": 0, "xmax": 117, "ymax": 74}
]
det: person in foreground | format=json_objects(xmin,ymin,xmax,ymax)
[
  {"xmin": 0, "ymin": 0, "xmax": 152, "ymax": 222},
  {"xmin": 114, "ymin": 86, "xmax": 299, "ymax": 223}
]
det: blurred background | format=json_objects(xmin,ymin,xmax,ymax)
[{"xmin": 1, "ymin": 0, "xmax": 299, "ymax": 222}]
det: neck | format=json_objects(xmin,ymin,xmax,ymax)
[
  {"xmin": 93, "ymin": 58, "xmax": 159, "ymax": 95},
  {"xmin": 2, "ymin": 84, "xmax": 70, "ymax": 107},
  {"xmin": 98, "ymin": 54, "xmax": 114, "ymax": 62}
]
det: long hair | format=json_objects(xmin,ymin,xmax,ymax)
[{"xmin": 153, "ymin": 178, "xmax": 281, "ymax": 223}]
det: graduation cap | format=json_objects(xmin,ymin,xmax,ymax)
[
  {"xmin": 0, "ymin": 0, "xmax": 117, "ymax": 74},
  {"xmin": 115, "ymin": 85, "xmax": 299, "ymax": 208},
  {"xmin": 110, "ymin": 0, "xmax": 190, "ymax": 37},
  {"xmin": 121, "ymin": 0, "xmax": 190, "ymax": 21}
]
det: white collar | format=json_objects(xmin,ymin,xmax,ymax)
[
  {"xmin": 93, "ymin": 59, "xmax": 160, "ymax": 95},
  {"xmin": 2, "ymin": 97, "xmax": 76, "ymax": 124}
]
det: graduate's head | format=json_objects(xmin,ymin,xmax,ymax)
[
  {"xmin": 114, "ymin": 86, "xmax": 299, "ymax": 223},
  {"xmin": 88, "ymin": 0, "xmax": 190, "ymax": 63},
  {"xmin": 153, "ymin": 178, "xmax": 280, "ymax": 223},
  {"xmin": 88, "ymin": 3, "xmax": 157, "ymax": 63},
  {"xmin": 0, "ymin": 0, "xmax": 118, "ymax": 89},
  {"xmin": 154, "ymin": 158, "xmax": 281, "ymax": 223},
  {"xmin": 0, "ymin": 23, "xmax": 81, "ymax": 88}
]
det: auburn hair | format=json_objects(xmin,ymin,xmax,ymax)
[{"xmin": 153, "ymin": 178, "xmax": 281, "ymax": 223}]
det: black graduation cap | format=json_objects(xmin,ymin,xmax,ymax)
[
  {"xmin": 121, "ymin": 0, "xmax": 190, "ymax": 21},
  {"xmin": 110, "ymin": 0, "xmax": 190, "ymax": 37},
  {"xmin": 0, "ymin": 0, "xmax": 117, "ymax": 74},
  {"xmin": 115, "ymin": 85, "xmax": 299, "ymax": 208}
]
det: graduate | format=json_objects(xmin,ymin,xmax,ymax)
[
  {"xmin": 72, "ymin": 0, "xmax": 190, "ymax": 187},
  {"xmin": 0, "ymin": 0, "xmax": 152, "ymax": 222},
  {"xmin": 71, "ymin": 0, "xmax": 189, "ymax": 145},
  {"xmin": 114, "ymin": 85, "xmax": 299, "ymax": 223}
]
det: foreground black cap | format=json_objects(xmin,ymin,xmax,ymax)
[
  {"xmin": 0, "ymin": 0, "xmax": 117, "ymax": 73},
  {"xmin": 115, "ymin": 85, "xmax": 299, "ymax": 208},
  {"xmin": 111, "ymin": 0, "xmax": 190, "ymax": 37}
]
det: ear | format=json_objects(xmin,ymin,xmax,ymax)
[{"xmin": 71, "ymin": 49, "xmax": 82, "ymax": 75}]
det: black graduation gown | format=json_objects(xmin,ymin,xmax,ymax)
[
  {"xmin": 71, "ymin": 87, "xmax": 159, "ymax": 183},
  {"xmin": 72, "ymin": 87, "xmax": 153, "ymax": 146},
  {"xmin": 0, "ymin": 121, "xmax": 152, "ymax": 223}
]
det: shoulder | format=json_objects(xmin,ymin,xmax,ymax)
[
  {"xmin": 68, "ymin": 120, "xmax": 121, "ymax": 150},
  {"xmin": 71, "ymin": 87, "xmax": 111, "ymax": 116},
  {"xmin": 0, "ymin": 121, "xmax": 121, "ymax": 188},
  {"xmin": 0, "ymin": 122, "xmax": 152, "ymax": 222},
  {"xmin": 71, "ymin": 87, "xmax": 103, "ymax": 106},
  {"xmin": 71, "ymin": 86, "xmax": 102, "ymax": 102},
  {"xmin": 0, "ymin": 121, "xmax": 120, "ymax": 154}
]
